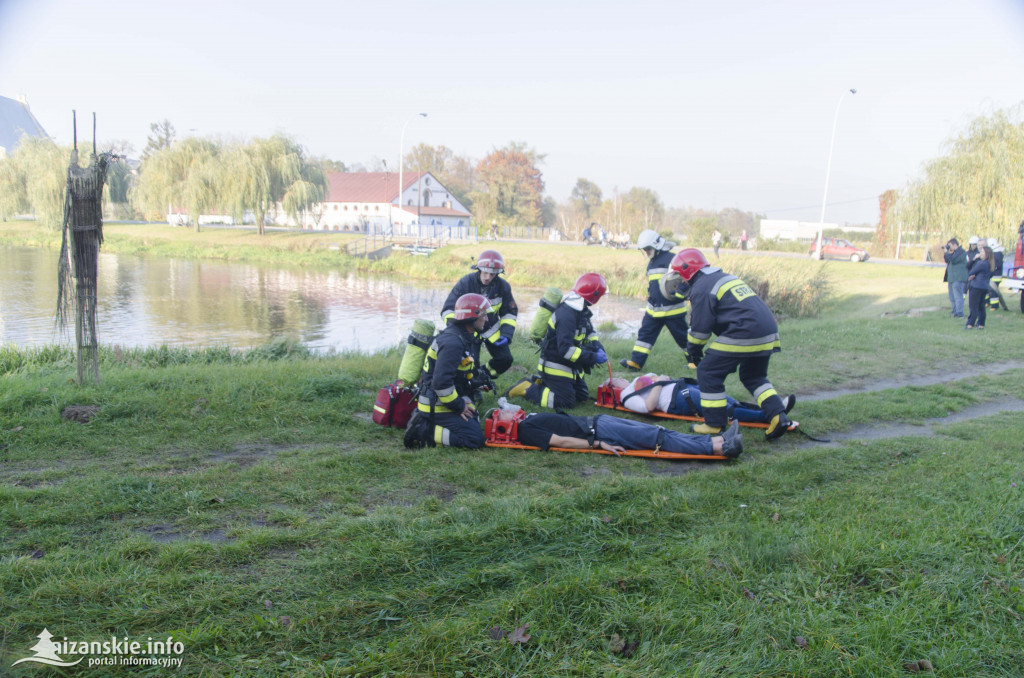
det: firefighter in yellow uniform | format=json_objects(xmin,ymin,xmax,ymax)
[
  {"xmin": 620, "ymin": 230, "xmax": 689, "ymax": 371},
  {"xmin": 666, "ymin": 249, "xmax": 793, "ymax": 441},
  {"xmin": 404, "ymin": 294, "xmax": 490, "ymax": 449}
]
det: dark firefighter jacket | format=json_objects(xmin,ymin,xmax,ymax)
[
  {"xmin": 417, "ymin": 324, "xmax": 477, "ymax": 414},
  {"xmin": 645, "ymin": 249, "xmax": 688, "ymax": 318},
  {"xmin": 685, "ymin": 268, "xmax": 780, "ymax": 357},
  {"xmin": 538, "ymin": 298, "xmax": 604, "ymax": 378},
  {"xmin": 441, "ymin": 273, "xmax": 518, "ymax": 345}
]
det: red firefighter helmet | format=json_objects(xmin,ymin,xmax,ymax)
[
  {"xmin": 473, "ymin": 250, "xmax": 505, "ymax": 274},
  {"xmin": 670, "ymin": 249, "xmax": 710, "ymax": 283},
  {"xmin": 573, "ymin": 272, "xmax": 608, "ymax": 304},
  {"xmin": 453, "ymin": 293, "xmax": 492, "ymax": 322}
]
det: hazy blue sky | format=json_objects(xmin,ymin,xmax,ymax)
[{"xmin": 2, "ymin": 0, "xmax": 1023, "ymax": 224}]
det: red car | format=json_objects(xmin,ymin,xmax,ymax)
[{"xmin": 809, "ymin": 237, "xmax": 870, "ymax": 262}]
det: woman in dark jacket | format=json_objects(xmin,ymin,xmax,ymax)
[{"xmin": 966, "ymin": 245, "xmax": 995, "ymax": 329}]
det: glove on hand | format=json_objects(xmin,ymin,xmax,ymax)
[
  {"xmin": 594, "ymin": 349, "xmax": 608, "ymax": 364},
  {"xmin": 492, "ymin": 336, "xmax": 509, "ymax": 347}
]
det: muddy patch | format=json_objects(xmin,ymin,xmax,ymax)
[
  {"xmin": 362, "ymin": 482, "xmax": 459, "ymax": 511},
  {"xmin": 141, "ymin": 524, "xmax": 231, "ymax": 544},
  {"xmin": 800, "ymin": 361, "xmax": 1024, "ymax": 403},
  {"xmin": 5, "ymin": 476, "xmax": 66, "ymax": 489},
  {"xmin": 207, "ymin": 443, "xmax": 310, "ymax": 468}
]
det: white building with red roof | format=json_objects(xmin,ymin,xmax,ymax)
[{"xmin": 307, "ymin": 171, "xmax": 472, "ymax": 237}]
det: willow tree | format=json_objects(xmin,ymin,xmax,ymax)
[
  {"xmin": 223, "ymin": 135, "xmax": 326, "ymax": 234},
  {"xmin": 1, "ymin": 136, "xmax": 67, "ymax": 230},
  {"xmin": 132, "ymin": 137, "xmax": 220, "ymax": 232},
  {"xmin": 0, "ymin": 154, "xmax": 28, "ymax": 221},
  {"xmin": 889, "ymin": 106, "xmax": 1024, "ymax": 247}
]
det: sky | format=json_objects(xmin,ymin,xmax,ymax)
[{"xmin": 1, "ymin": 0, "xmax": 1023, "ymax": 225}]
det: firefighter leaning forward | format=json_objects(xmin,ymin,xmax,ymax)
[
  {"xmin": 405, "ymin": 293, "xmax": 490, "ymax": 449},
  {"xmin": 620, "ymin": 230, "xmax": 689, "ymax": 371},
  {"xmin": 441, "ymin": 250, "xmax": 518, "ymax": 379},
  {"xmin": 506, "ymin": 273, "xmax": 609, "ymax": 409},
  {"xmin": 664, "ymin": 248, "xmax": 794, "ymax": 441}
]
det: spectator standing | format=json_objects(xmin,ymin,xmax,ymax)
[
  {"xmin": 942, "ymin": 238, "xmax": 968, "ymax": 318},
  {"xmin": 740, "ymin": 230, "xmax": 748, "ymax": 251},
  {"xmin": 712, "ymin": 229, "xmax": 723, "ymax": 258},
  {"xmin": 965, "ymin": 245, "xmax": 995, "ymax": 329},
  {"xmin": 966, "ymin": 236, "xmax": 981, "ymax": 266}
]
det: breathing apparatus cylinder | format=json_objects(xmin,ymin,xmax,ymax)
[
  {"xmin": 530, "ymin": 287, "xmax": 563, "ymax": 344},
  {"xmin": 398, "ymin": 319, "xmax": 435, "ymax": 384}
]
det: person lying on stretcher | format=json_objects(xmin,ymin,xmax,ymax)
[
  {"xmin": 611, "ymin": 374, "xmax": 795, "ymax": 424},
  {"xmin": 515, "ymin": 411, "xmax": 744, "ymax": 458}
]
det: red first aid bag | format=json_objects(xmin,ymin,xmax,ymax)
[{"xmin": 372, "ymin": 382, "xmax": 416, "ymax": 428}]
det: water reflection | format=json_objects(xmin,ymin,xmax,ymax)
[{"xmin": 0, "ymin": 247, "xmax": 644, "ymax": 352}]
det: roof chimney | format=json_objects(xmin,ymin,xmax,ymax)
[{"xmin": 16, "ymin": 94, "xmax": 28, "ymax": 110}]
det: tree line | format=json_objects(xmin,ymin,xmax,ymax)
[
  {"xmin": 6, "ymin": 105, "xmax": 1020, "ymax": 245},
  {"xmin": 881, "ymin": 105, "xmax": 1024, "ymax": 253},
  {"xmin": 0, "ymin": 118, "xmax": 764, "ymax": 242}
]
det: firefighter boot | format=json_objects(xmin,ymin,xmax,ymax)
[
  {"xmin": 765, "ymin": 412, "xmax": 793, "ymax": 441},
  {"xmin": 619, "ymin": 358, "xmax": 642, "ymax": 371},
  {"xmin": 692, "ymin": 423, "xmax": 723, "ymax": 435},
  {"xmin": 504, "ymin": 377, "xmax": 534, "ymax": 400}
]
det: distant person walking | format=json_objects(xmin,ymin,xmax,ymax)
[
  {"xmin": 712, "ymin": 229, "xmax": 723, "ymax": 258},
  {"xmin": 740, "ymin": 230, "xmax": 748, "ymax": 251}
]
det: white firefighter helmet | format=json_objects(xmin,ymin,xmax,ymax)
[
  {"xmin": 968, "ymin": 236, "xmax": 980, "ymax": 245},
  {"xmin": 636, "ymin": 230, "xmax": 672, "ymax": 252}
]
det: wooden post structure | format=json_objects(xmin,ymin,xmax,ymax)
[{"xmin": 57, "ymin": 112, "xmax": 114, "ymax": 384}]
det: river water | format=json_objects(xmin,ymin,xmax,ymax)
[{"xmin": 0, "ymin": 247, "xmax": 646, "ymax": 353}]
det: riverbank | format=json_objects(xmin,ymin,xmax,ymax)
[
  {"xmin": 2, "ymin": 299, "xmax": 1023, "ymax": 674},
  {"xmin": 1, "ymin": 221, "xmax": 836, "ymax": 317}
]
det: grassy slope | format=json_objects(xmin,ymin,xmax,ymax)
[{"xmin": 1, "ymin": 236, "xmax": 1023, "ymax": 676}]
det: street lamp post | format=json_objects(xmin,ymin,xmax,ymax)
[
  {"xmin": 398, "ymin": 113, "xmax": 427, "ymax": 236},
  {"xmin": 815, "ymin": 88, "xmax": 857, "ymax": 260}
]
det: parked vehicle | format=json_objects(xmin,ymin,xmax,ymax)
[{"xmin": 809, "ymin": 237, "xmax": 870, "ymax": 262}]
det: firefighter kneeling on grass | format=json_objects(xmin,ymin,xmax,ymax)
[
  {"xmin": 665, "ymin": 248, "xmax": 794, "ymax": 441},
  {"xmin": 505, "ymin": 273, "xmax": 609, "ymax": 409},
  {"xmin": 441, "ymin": 250, "xmax": 518, "ymax": 380},
  {"xmin": 404, "ymin": 294, "xmax": 490, "ymax": 449}
]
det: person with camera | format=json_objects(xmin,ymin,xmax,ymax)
[{"xmin": 942, "ymin": 238, "xmax": 968, "ymax": 318}]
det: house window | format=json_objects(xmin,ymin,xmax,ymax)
[
  {"xmin": 422, "ymin": 189, "xmax": 431, "ymax": 207},
  {"xmin": 375, "ymin": 205, "xmax": 379, "ymax": 212},
  {"xmin": 425, "ymin": 177, "xmax": 431, "ymax": 186},
  {"xmin": 333, "ymin": 204, "xmax": 338, "ymax": 211},
  {"xmin": 407, "ymin": 199, "xmax": 413, "ymax": 206},
  {"xmin": 343, "ymin": 205, "xmax": 348, "ymax": 211}
]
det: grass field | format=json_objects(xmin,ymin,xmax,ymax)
[{"xmin": 1, "ymin": 235, "xmax": 1023, "ymax": 676}]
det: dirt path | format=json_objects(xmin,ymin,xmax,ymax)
[{"xmin": 799, "ymin": 360, "xmax": 1024, "ymax": 402}]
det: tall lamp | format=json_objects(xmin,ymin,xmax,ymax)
[
  {"xmin": 815, "ymin": 88, "xmax": 857, "ymax": 260},
  {"xmin": 398, "ymin": 113, "xmax": 427, "ymax": 235}
]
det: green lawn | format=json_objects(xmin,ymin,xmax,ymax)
[{"xmin": 1, "ymin": 248, "xmax": 1023, "ymax": 676}]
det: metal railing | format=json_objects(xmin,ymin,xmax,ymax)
[{"xmin": 344, "ymin": 233, "xmax": 392, "ymax": 258}]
